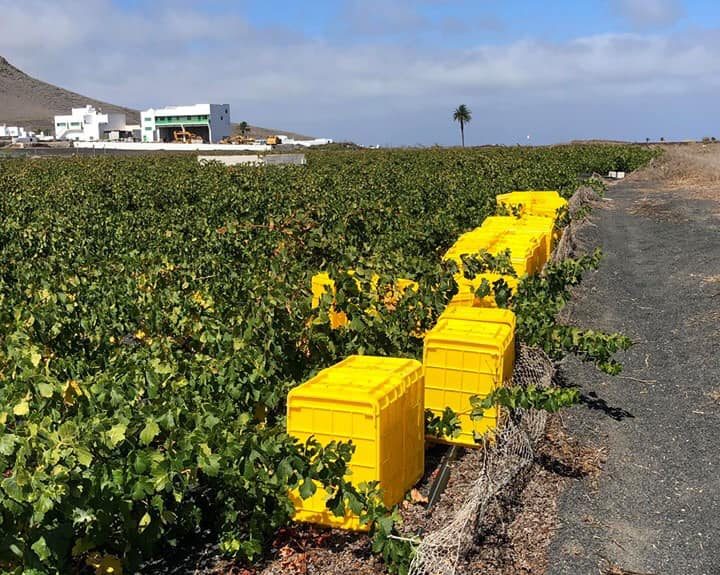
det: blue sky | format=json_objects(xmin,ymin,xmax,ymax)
[{"xmin": 2, "ymin": 0, "xmax": 720, "ymax": 145}]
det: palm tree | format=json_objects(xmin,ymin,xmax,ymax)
[{"xmin": 453, "ymin": 105, "xmax": 472, "ymax": 147}]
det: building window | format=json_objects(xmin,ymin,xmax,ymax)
[
  {"xmin": 144, "ymin": 126, "xmax": 153, "ymax": 131},
  {"xmin": 144, "ymin": 117, "xmax": 152, "ymax": 122}
]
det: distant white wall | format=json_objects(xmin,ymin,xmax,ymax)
[
  {"xmin": 198, "ymin": 153, "xmax": 307, "ymax": 166},
  {"xmin": 73, "ymin": 141, "xmax": 271, "ymax": 152},
  {"xmin": 281, "ymin": 137, "xmax": 333, "ymax": 147}
]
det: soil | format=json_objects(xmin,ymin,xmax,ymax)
[{"xmin": 548, "ymin": 143, "xmax": 720, "ymax": 575}]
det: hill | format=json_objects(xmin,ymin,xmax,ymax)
[
  {"xmin": 0, "ymin": 56, "xmax": 315, "ymax": 140},
  {"xmin": 0, "ymin": 56, "xmax": 139, "ymax": 132}
]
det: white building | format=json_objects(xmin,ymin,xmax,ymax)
[
  {"xmin": 54, "ymin": 105, "xmax": 128, "ymax": 141},
  {"xmin": 0, "ymin": 125, "xmax": 48, "ymax": 144},
  {"xmin": 0, "ymin": 125, "xmax": 27, "ymax": 138},
  {"xmin": 141, "ymin": 104, "xmax": 231, "ymax": 144}
]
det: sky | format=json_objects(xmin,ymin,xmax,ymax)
[{"xmin": 1, "ymin": 0, "xmax": 720, "ymax": 145}]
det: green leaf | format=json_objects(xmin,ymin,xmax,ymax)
[
  {"xmin": 31, "ymin": 536, "xmax": 50, "ymax": 561},
  {"xmin": 327, "ymin": 490, "xmax": 346, "ymax": 517},
  {"xmin": 0, "ymin": 434, "xmax": 18, "ymax": 455},
  {"xmin": 140, "ymin": 420, "xmax": 160, "ymax": 446},
  {"xmin": 37, "ymin": 383, "xmax": 54, "ymax": 398},
  {"xmin": 75, "ymin": 447, "xmax": 93, "ymax": 467},
  {"xmin": 139, "ymin": 512, "xmax": 152, "ymax": 533},
  {"xmin": 106, "ymin": 423, "xmax": 127, "ymax": 448},
  {"xmin": 377, "ymin": 514, "xmax": 395, "ymax": 536},
  {"xmin": 298, "ymin": 477, "xmax": 317, "ymax": 500}
]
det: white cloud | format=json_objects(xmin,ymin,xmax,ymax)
[
  {"xmin": 337, "ymin": 0, "xmax": 428, "ymax": 36},
  {"xmin": 611, "ymin": 0, "xmax": 685, "ymax": 28},
  {"xmin": 0, "ymin": 0, "xmax": 717, "ymax": 144}
]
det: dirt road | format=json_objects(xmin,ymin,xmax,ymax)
[{"xmin": 549, "ymin": 146, "xmax": 720, "ymax": 575}]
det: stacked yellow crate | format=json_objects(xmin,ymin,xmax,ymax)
[
  {"xmin": 444, "ymin": 226, "xmax": 543, "ymax": 309},
  {"xmin": 423, "ymin": 307, "xmax": 516, "ymax": 446},
  {"xmin": 496, "ymin": 190, "xmax": 568, "ymax": 219},
  {"xmin": 478, "ymin": 215, "xmax": 556, "ymax": 263},
  {"xmin": 290, "ymin": 189, "xmax": 565, "ymax": 528},
  {"xmin": 287, "ymin": 356, "xmax": 425, "ymax": 529}
]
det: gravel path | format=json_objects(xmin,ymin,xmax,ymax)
[{"xmin": 548, "ymin": 172, "xmax": 720, "ymax": 575}]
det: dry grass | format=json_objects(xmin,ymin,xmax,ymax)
[
  {"xmin": 629, "ymin": 144, "xmax": 720, "ymax": 203},
  {"xmin": 458, "ymin": 417, "xmax": 606, "ymax": 575},
  {"xmin": 628, "ymin": 197, "xmax": 683, "ymax": 221}
]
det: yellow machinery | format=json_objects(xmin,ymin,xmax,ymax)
[
  {"xmin": 172, "ymin": 129, "xmax": 203, "ymax": 144},
  {"xmin": 222, "ymin": 134, "xmax": 256, "ymax": 145}
]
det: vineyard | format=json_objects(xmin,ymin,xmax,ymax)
[{"xmin": 0, "ymin": 145, "xmax": 657, "ymax": 574}]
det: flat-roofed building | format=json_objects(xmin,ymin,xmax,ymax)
[
  {"xmin": 54, "ymin": 105, "xmax": 128, "ymax": 141},
  {"xmin": 141, "ymin": 104, "xmax": 231, "ymax": 143}
]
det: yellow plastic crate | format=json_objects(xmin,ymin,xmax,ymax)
[
  {"xmin": 446, "ymin": 228, "xmax": 542, "ymax": 274},
  {"xmin": 287, "ymin": 355, "xmax": 425, "ymax": 530},
  {"xmin": 424, "ymin": 317, "xmax": 515, "ymax": 447},
  {"xmin": 496, "ymin": 191, "xmax": 568, "ymax": 219},
  {"xmin": 479, "ymin": 215, "xmax": 556, "ymax": 264},
  {"xmin": 449, "ymin": 272, "xmax": 519, "ymax": 308},
  {"xmin": 311, "ymin": 272, "xmax": 348, "ymax": 329},
  {"xmin": 444, "ymin": 229, "xmax": 542, "ymax": 278},
  {"xmin": 439, "ymin": 306, "xmax": 517, "ymax": 333}
]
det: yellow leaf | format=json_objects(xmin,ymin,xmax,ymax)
[
  {"xmin": 138, "ymin": 512, "xmax": 151, "ymax": 532},
  {"xmin": 13, "ymin": 399, "xmax": 29, "ymax": 416},
  {"xmin": 63, "ymin": 380, "xmax": 84, "ymax": 406},
  {"xmin": 410, "ymin": 488, "xmax": 429, "ymax": 504},
  {"xmin": 38, "ymin": 382, "xmax": 54, "ymax": 398},
  {"xmin": 0, "ymin": 412, "xmax": 7, "ymax": 424},
  {"xmin": 86, "ymin": 553, "xmax": 123, "ymax": 575},
  {"xmin": 86, "ymin": 551, "xmax": 102, "ymax": 568},
  {"xmin": 97, "ymin": 555, "xmax": 123, "ymax": 575},
  {"xmin": 191, "ymin": 291, "xmax": 213, "ymax": 310},
  {"xmin": 30, "ymin": 350, "xmax": 42, "ymax": 367}
]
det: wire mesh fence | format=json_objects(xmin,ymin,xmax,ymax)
[{"xmin": 407, "ymin": 344, "xmax": 554, "ymax": 575}]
